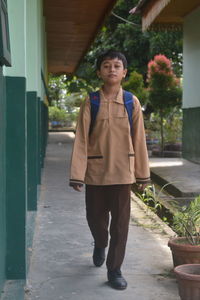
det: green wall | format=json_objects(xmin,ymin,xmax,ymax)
[
  {"xmin": 0, "ymin": 68, "xmax": 6, "ymax": 292},
  {"xmin": 183, "ymin": 107, "xmax": 200, "ymax": 164},
  {"xmin": 0, "ymin": 0, "xmax": 48, "ymax": 288},
  {"xmin": 27, "ymin": 92, "xmax": 38, "ymax": 211},
  {"xmin": 6, "ymin": 76, "xmax": 27, "ymax": 279}
]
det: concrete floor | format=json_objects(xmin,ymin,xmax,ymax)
[
  {"xmin": 25, "ymin": 132, "xmax": 179, "ymax": 300},
  {"xmin": 150, "ymin": 157, "xmax": 200, "ymax": 198}
]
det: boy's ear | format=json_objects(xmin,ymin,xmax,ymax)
[
  {"xmin": 97, "ymin": 70, "xmax": 101, "ymax": 78},
  {"xmin": 123, "ymin": 69, "xmax": 127, "ymax": 78}
]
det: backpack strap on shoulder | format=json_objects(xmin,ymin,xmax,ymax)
[
  {"xmin": 123, "ymin": 90, "xmax": 134, "ymax": 136},
  {"xmin": 89, "ymin": 91, "xmax": 100, "ymax": 135},
  {"xmin": 89, "ymin": 90, "xmax": 134, "ymax": 136}
]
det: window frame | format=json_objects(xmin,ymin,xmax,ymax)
[{"xmin": 0, "ymin": 0, "xmax": 11, "ymax": 66}]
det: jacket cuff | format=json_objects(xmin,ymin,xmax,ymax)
[
  {"xmin": 136, "ymin": 177, "xmax": 151, "ymax": 184},
  {"xmin": 69, "ymin": 179, "xmax": 84, "ymax": 187}
]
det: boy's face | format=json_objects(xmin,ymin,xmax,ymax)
[{"xmin": 97, "ymin": 58, "xmax": 127, "ymax": 85}]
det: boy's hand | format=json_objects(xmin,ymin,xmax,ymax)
[
  {"xmin": 137, "ymin": 183, "xmax": 148, "ymax": 192},
  {"xmin": 72, "ymin": 184, "xmax": 83, "ymax": 192}
]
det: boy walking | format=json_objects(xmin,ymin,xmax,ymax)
[{"xmin": 69, "ymin": 50, "xmax": 150, "ymax": 290}]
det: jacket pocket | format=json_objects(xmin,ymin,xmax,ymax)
[
  {"xmin": 128, "ymin": 153, "xmax": 135, "ymax": 173},
  {"xmin": 88, "ymin": 155, "xmax": 103, "ymax": 159},
  {"xmin": 87, "ymin": 156, "xmax": 104, "ymax": 176}
]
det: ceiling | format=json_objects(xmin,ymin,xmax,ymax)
[
  {"xmin": 131, "ymin": 0, "xmax": 200, "ymax": 30},
  {"xmin": 43, "ymin": 0, "xmax": 117, "ymax": 74}
]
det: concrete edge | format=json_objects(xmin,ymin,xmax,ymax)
[
  {"xmin": 150, "ymin": 171, "xmax": 183, "ymax": 197},
  {"xmin": 131, "ymin": 191, "xmax": 175, "ymax": 237},
  {"xmin": 150, "ymin": 171, "xmax": 198, "ymax": 198}
]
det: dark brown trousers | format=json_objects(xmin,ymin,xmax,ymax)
[{"xmin": 85, "ymin": 184, "xmax": 131, "ymax": 271}]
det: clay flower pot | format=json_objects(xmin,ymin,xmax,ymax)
[
  {"xmin": 168, "ymin": 237, "xmax": 200, "ymax": 267},
  {"xmin": 174, "ymin": 264, "xmax": 200, "ymax": 300}
]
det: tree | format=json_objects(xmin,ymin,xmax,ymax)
[
  {"xmin": 77, "ymin": 0, "xmax": 183, "ymax": 83},
  {"xmin": 49, "ymin": 106, "xmax": 66, "ymax": 124},
  {"xmin": 147, "ymin": 54, "xmax": 182, "ymax": 154},
  {"xmin": 48, "ymin": 0, "xmax": 183, "ymax": 130},
  {"xmin": 122, "ymin": 70, "xmax": 148, "ymax": 105},
  {"xmin": 48, "ymin": 74, "xmax": 66, "ymax": 107}
]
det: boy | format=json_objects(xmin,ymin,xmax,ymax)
[{"xmin": 69, "ymin": 50, "xmax": 150, "ymax": 290}]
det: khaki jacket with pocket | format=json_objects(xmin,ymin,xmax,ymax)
[{"xmin": 69, "ymin": 87, "xmax": 150, "ymax": 186}]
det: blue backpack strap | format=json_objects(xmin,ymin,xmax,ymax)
[
  {"xmin": 123, "ymin": 90, "xmax": 134, "ymax": 136},
  {"xmin": 89, "ymin": 91, "xmax": 100, "ymax": 135}
]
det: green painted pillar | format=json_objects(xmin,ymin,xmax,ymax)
[
  {"xmin": 5, "ymin": 0, "xmax": 27, "ymax": 279},
  {"xmin": 26, "ymin": 0, "xmax": 41, "ymax": 210},
  {"xmin": 182, "ymin": 108, "xmax": 200, "ymax": 163},
  {"xmin": 0, "ymin": 68, "xmax": 6, "ymax": 291},
  {"xmin": 37, "ymin": 97, "xmax": 42, "ymax": 184},
  {"xmin": 40, "ymin": 102, "xmax": 48, "ymax": 168},
  {"xmin": 27, "ymin": 92, "xmax": 38, "ymax": 211},
  {"xmin": 41, "ymin": 103, "xmax": 48, "ymax": 166},
  {"xmin": 6, "ymin": 76, "xmax": 26, "ymax": 279}
]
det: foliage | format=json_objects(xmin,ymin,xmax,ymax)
[
  {"xmin": 147, "ymin": 54, "xmax": 182, "ymax": 153},
  {"xmin": 163, "ymin": 108, "xmax": 182, "ymax": 144},
  {"xmin": 172, "ymin": 196, "xmax": 200, "ymax": 245},
  {"xmin": 123, "ymin": 71, "xmax": 148, "ymax": 105},
  {"xmin": 145, "ymin": 107, "xmax": 182, "ymax": 145},
  {"xmin": 48, "ymin": 75, "xmax": 66, "ymax": 107},
  {"xmin": 48, "ymin": 0, "xmax": 183, "ymax": 130},
  {"xmin": 48, "ymin": 105, "xmax": 79, "ymax": 127},
  {"xmin": 48, "ymin": 74, "xmax": 94, "ymax": 108},
  {"xmin": 65, "ymin": 75, "xmax": 95, "ymax": 94},
  {"xmin": 49, "ymin": 106, "xmax": 66, "ymax": 122},
  {"xmin": 77, "ymin": 0, "xmax": 183, "ymax": 83},
  {"xmin": 147, "ymin": 54, "xmax": 182, "ymax": 110},
  {"xmin": 48, "ymin": 71, "xmax": 96, "ymax": 130},
  {"xmin": 136, "ymin": 183, "xmax": 174, "ymax": 211},
  {"xmin": 48, "ymin": 74, "xmax": 89, "ymax": 127},
  {"xmin": 149, "ymin": 32, "xmax": 183, "ymax": 77},
  {"xmin": 136, "ymin": 184, "xmax": 162, "ymax": 213}
]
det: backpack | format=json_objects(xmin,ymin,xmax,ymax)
[{"xmin": 89, "ymin": 90, "xmax": 134, "ymax": 136}]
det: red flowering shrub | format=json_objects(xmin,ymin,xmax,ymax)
[
  {"xmin": 147, "ymin": 54, "xmax": 182, "ymax": 110},
  {"xmin": 147, "ymin": 54, "xmax": 179, "ymax": 92},
  {"xmin": 147, "ymin": 54, "xmax": 182, "ymax": 154}
]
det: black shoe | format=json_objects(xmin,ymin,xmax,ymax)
[
  {"xmin": 107, "ymin": 269, "xmax": 127, "ymax": 290},
  {"xmin": 93, "ymin": 247, "xmax": 105, "ymax": 267}
]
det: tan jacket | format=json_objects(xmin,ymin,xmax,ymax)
[{"xmin": 69, "ymin": 87, "xmax": 150, "ymax": 186}]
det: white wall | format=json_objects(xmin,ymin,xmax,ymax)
[
  {"xmin": 26, "ymin": 0, "xmax": 46, "ymax": 99},
  {"xmin": 183, "ymin": 7, "xmax": 200, "ymax": 108},
  {"xmin": 26, "ymin": 0, "xmax": 38, "ymax": 92},
  {"xmin": 4, "ymin": 0, "xmax": 26, "ymax": 77}
]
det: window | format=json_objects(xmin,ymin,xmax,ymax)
[{"xmin": 0, "ymin": 0, "xmax": 11, "ymax": 66}]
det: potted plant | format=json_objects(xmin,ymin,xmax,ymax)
[
  {"xmin": 168, "ymin": 195, "xmax": 200, "ymax": 267},
  {"xmin": 174, "ymin": 264, "xmax": 200, "ymax": 300},
  {"xmin": 135, "ymin": 186, "xmax": 200, "ymax": 300}
]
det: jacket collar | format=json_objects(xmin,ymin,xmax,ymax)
[{"xmin": 100, "ymin": 86, "xmax": 123, "ymax": 104}]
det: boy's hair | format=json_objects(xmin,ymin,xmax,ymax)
[{"xmin": 96, "ymin": 50, "xmax": 127, "ymax": 70}]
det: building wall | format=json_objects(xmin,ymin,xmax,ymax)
[
  {"xmin": 4, "ymin": 0, "xmax": 27, "ymax": 279},
  {"xmin": 0, "ymin": 66, "xmax": 6, "ymax": 292},
  {"xmin": 183, "ymin": 7, "xmax": 200, "ymax": 163},
  {"xmin": 26, "ymin": 0, "xmax": 43, "ymax": 210},
  {"xmin": 0, "ymin": 0, "xmax": 48, "ymax": 290}
]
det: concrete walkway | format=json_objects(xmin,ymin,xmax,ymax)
[
  {"xmin": 26, "ymin": 132, "xmax": 179, "ymax": 300},
  {"xmin": 150, "ymin": 157, "xmax": 200, "ymax": 198}
]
